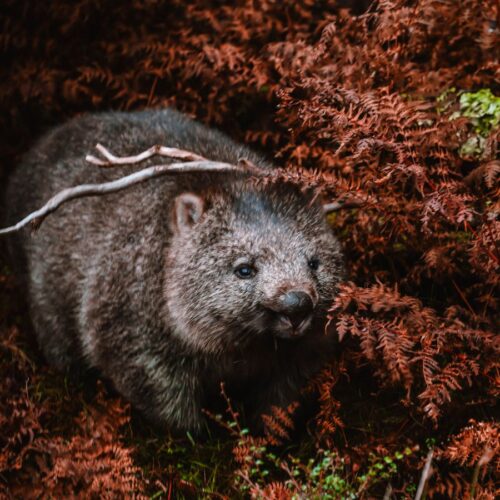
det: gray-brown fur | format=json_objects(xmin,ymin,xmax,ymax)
[{"xmin": 4, "ymin": 109, "xmax": 344, "ymax": 433}]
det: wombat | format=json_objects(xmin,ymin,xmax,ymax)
[{"xmin": 4, "ymin": 109, "xmax": 344, "ymax": 433}]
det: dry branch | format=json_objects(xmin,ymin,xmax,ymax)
[
  {"xmin": 86, "ymin": 143, "xmax": 207, "ymax": 166},
  {"xmin": 0, "ymin": 160, "xmax": 256, "ymax": 235},
  {"xmin": 0, "ymin": 139, "xmax": 364, "ymax": 236},
  {"xmin": 470, "ymin": 446, "xmax": 495, "ymax": 499},
  {"xmin": 383, "ymin": 482, "xmax": 393, "ymax": 500},
  {"xmin": 414, "ymin": 449, "xmax": 434, "ymax": 500},
  {"xmin": 323, "ymin": 197, "xmax": 365, "ymax": 213}
]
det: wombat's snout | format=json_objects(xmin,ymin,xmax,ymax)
[{"xmin": 265, "ymin": 290, "xmax": 316, "ymax": 339}]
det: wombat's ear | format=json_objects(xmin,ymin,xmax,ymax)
[{"xmin": 172, "ymin": 193, "xmax": 205, "ymax": 234}]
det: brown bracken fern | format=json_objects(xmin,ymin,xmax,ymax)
[{"xmin": 0, "ymin": 0, "xmax": 498, "ymax": 497}]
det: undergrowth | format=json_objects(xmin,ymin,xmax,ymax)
[{"xmin": 0, "ymin": 0, "xmax": 498, "ymax": 498}]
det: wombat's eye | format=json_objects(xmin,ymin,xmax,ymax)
[
  {"xmin": 308, "ymin": 258, "xmax": 320, "ymax": 271},
  {"xmin": 234, "ymin": 264, "xmax": 256, "ymax": 279}
]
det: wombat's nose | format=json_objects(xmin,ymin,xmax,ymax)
[{"xmin": 276, "ymin": 291, "xmax": 314, "ymax": 328}]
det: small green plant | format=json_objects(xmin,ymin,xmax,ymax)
[
  {"xmin": 447, "ymin": 88, "xmax": 500, "ymax": 158},
  {"xmin": 234, "ymin": 443, "xmax": 359, "ymax": 499},
  {"xmin": 451, "ymin": 89, "xmax": 500, "ymax": 136},
  {"xmin": 295, "ymin": 450, "xmax": 356, "ymax": 499},
  {"xmin": 234, "ymin": 442, "xmax": 417, "ymax": 499},
  {"xmin": 356, "ymin": 447, "xmax": 415, "ymax": 496}
]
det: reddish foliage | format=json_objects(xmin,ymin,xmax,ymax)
[
  {"xmin": 0, "ymin": 329, "xmax": 146, "ymax": 497},
  {"xmin": 29, "ymin": 393, "xmax": 145, "ymax": 498},
  {"xmin": 0, "ymin": 0, "xmax": 498, "ymax": 497},
  {"xmin": 439, "ymin": 419, "xmax": 499, "ymax": 469},
  {"xmin": 262, "ymin": 402, "xmax": 300, "ymax": 446},
  {"xmin": 432, "ymin": 420, "xmax": 499, "ymax": 499}
]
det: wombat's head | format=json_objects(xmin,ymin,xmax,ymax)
[{"xmin": 164, "ymin": 180, "xmax": 344, "ymax": 355}]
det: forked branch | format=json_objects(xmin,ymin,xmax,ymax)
[
  {"xmin": 0, "ymin": 160, "xmax": 257, "ymax": 235},
  {"xmin": 0, "ymin": 141, "xmax": 362, "ymax": 235}
]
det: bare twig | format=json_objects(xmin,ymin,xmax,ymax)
[
  {"xmin": 2, "ymin": 140, "xmax": 368, "ymax": 235},
  {"xmin": 383, "ymin": 482, "xmax": 393, "ymax": 500},
  {"xmin": 323, "ymin": 196, "xmax": 365, "ymax": 213},
  {"xmin": 470, "ymin": 446, "xmax": 494, "ymax": 499},
  {"xmin": 414, "ymin": 449, "xmax": 434, "ymax": 500},
  {"xmin": 0, "ymin": 160, "xmax": 257, "ymax": 235},
  {"xmin": 86, "ymin": 143, "xmax": 207, "ymax": 166}
]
